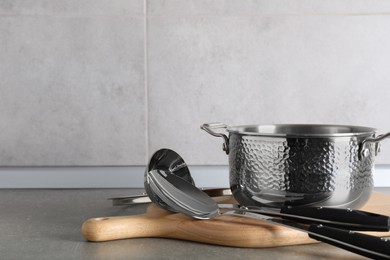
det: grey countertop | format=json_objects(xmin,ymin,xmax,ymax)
[{"xmin": 1, "ymin": 188, "xmax": 389, "ymax": 260}]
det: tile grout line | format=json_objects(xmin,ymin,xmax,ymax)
[
  {"xmin": 1, "ymin": 12, "xmax": 390, "ymax": 18},
  {"xmin": 144, "ymin": 0, "xmax": 149, "ymax": 164},
  {"xmin": 144, "ymin": 12, "xmax": 390, "ymax": 17},
  {"xmin": 0, "ymin": 13, "xmax": 145, "ymax": 17}
]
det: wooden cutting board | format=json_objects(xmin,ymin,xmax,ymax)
[{"xmin": 81, "ymin": 192, "xmax": 390, "ymax": 248}]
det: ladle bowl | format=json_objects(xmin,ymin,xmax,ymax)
[{"xmin": 144, "ymin": 148, "xmax": 193, "ymax": 212}]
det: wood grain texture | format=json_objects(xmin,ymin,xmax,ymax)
[{"xmin": 81, "ymin": 192, "xmax": 390, "ymax": 247}]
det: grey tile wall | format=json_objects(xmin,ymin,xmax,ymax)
[
  {"xmin": 1, "ymin": 0, "xmax": 390, "ymax": 166},
  {"xmin": 0, "ymin": 1, "xmax": 146, "ymax": 165}
]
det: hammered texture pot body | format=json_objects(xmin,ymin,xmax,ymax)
[{"xmin": 229, "ymin": 134, "xmax": 375, "ymax": 209}]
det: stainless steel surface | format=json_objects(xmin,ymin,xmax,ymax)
[
  {"xmin": 147, "ymin": 170, "xmax": 390, "ymax": 259},
  {"xmin": 143, "ymin": 148, "xmax": 193, "ymax": 212},
  {"xmin": 202, "ymin": 123, "xmax": 390, "ymax": 209},
  {"xmin": 109, "ymin": 188, "xmax": 231, "ymax": 206},
  {"xmin": 362, "ymin": 132, "xmax": 390, "ymax": 156},
  {"xmin": 109, "ymin": 194, "xmax": 151, "ymax": 205},
  {"xmin": 201, "ymin": 123, "xmax": 230, "ymax": 154},
  {"xmin": 109, "ymin": 148, "xmax": 193, "ymax": 207}
]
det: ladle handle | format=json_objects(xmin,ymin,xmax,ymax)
[
  {"xmin": 308, "ymin": 225, "xmax": 390, "ymax": 260},
  {"xmin": 279, "ymin": 206, "xmax": 390, "ymax": 231},
  {"xmin": 220, "ymin": 204, "xmax": 390, "ymax": 231}
]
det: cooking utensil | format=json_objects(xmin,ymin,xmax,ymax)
[
  {"xmin": 147, "ymin": 169, "xmax": 390, "ymax": 259},
  {"xmin": 109, "ymin": 188, "xmax": 231, "ymax": 206},
  {"xmin": 202, "ymin": 123, "xmax": 390, "ymax": 209},
  {"xmin": 82, "ymin": 192, "xmax": 390, "ymax": 247}
]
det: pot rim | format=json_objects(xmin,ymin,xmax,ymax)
[{"xmin": 227, "ymin": 124, "xmax": 377, "ymax": 138}]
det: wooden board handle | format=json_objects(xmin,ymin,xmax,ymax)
[{"xmin": 81, "ymin": 214, "xmax": 173, "ymax": 242}]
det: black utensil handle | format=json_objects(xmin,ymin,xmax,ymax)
[
  {"xmin": 281, "ymin": 206, "xmax": 390, "ymax": 231},
  {"xmin": 308, "ymin": 224, "xmax": 390, "ymax": 259}
]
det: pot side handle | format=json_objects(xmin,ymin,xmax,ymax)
[
  {"xmin": 200, "ymin": 123, "xmax": 230, "ymax": 154},
  {"xmin": 361, "ymin": 132, "xmax": 390, "ymax": 158}
]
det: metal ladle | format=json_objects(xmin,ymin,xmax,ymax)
[
  {"xmin": 109, "ymin": 148, "xmax": 230, "ymax": 206},
  {"xmin": 145, "ymin": 169, "xmax": 390, "ymax": 260}
]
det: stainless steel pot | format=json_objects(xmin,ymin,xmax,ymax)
[{"xmin": 201, "ymin": 123, "xmax": 390, "ymax": 209}]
